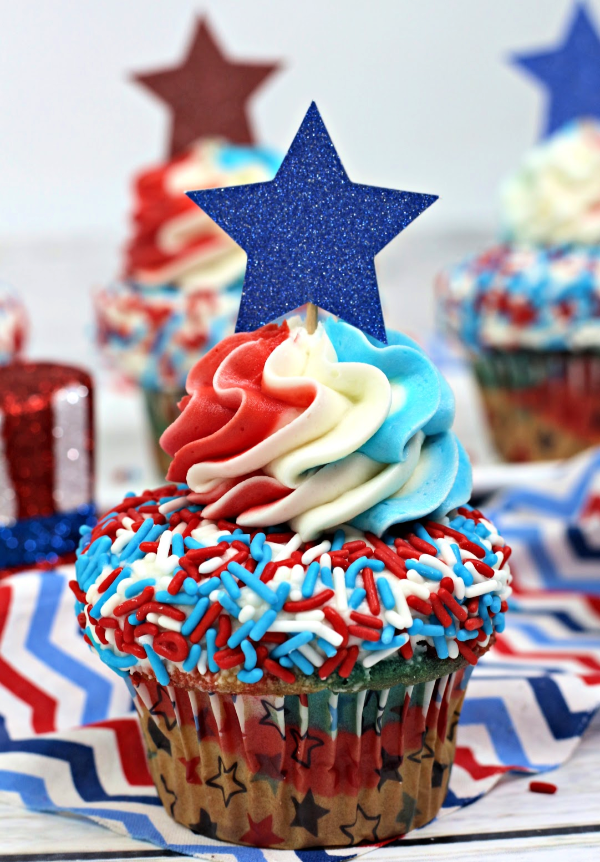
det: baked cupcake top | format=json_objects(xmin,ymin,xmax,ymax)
[
  {"xmin": 0, "ymin": 283, "xmax": 27, "ymax": 365},
  {"xmin": 437, "ymin": 122, "xmax": 600, "ymax": 351},
  {"xmin": 75, "ymin": 320, "xmax": 511, "ymax": 693}
]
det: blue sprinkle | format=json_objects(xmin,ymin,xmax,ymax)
[
  {"xmin": 457, "ymin": 629, "xmax": 479, "ymax": 641},
  {"xmin": 125, "ymin": 522, "xmax": 165, "ymax": 564},
  {"xmin": 288, "ymin": 649, "xmax": 314, "ymax": 675},
  {"xmin": 228, "ymin": 620, "xmax": 255, "ymax": 649},
  {"xmin": 155, "ymin": 590, "xmax": 198, "ymax": 605},
  {"xmin": 124, "ymin": 492, "xmax": 136, "ymax": 498},
  {"xmin": 250, "ymin": 532, "xmax": 266, "ymax": 560},
  {"xmin": 172, "ymin": 533, "xmax": 185, "ymax": 558},
  {"xmin": 408, "ymin": 618, "xmax": 423, "ymax": 635},
  {"xmin": 490, "ymin": 595, "xmax": 502, "ymax": 614},
  {"xmin": 184, "ymin": 537, "xmax": 204, "ymax": 549},
  {"xmin": 249, "ymin": 608, "xmax": 277, "ymax": 641},
  {"xmin": 144, "ymin": 644, "xmax": 170, "ymax": 685},
  {"xmin": 182, "ymin": 643, "xmax": 202, "ymax": 672},
  {"xmin": 381, "ymin": 624, "xmax": 395, "ymax": 644},
  {"xmin": 228, "ymin": 561, "xmax": 278, "ymax": 606},
  {"xmin": 433, "ymin": 636, "xmax": 449, "ymax": 659},
  {"xmin": 320, "ymin": 565, "xmax": 333, "ymax": 588},
  {"xmin": 274, "ymin": 582, "xmax": 291, "ymax": 611},
  {"xmin": 79, "ymin": 524, "xmax": 92, "ymax": 535},
  {"xmin": 452, "ymin": 561, "xmax": 474, "ymax": 586},
  {"xmin": 494, "ymin": 612, "xmax": 506, "ymax": 633},
  {"xmin": 198, "ymin": 577, "xmax": 220, "ymax": 596},
  {"xmin": 279, "ymin": 656, "xmax": 294, "ymax": 668},
  {"xmin": 159, "ymin": 495, "xmax": 179, "ymax": 504},
  {"xmin": 237, "ymin": 667, "xmax": 264, "ymax": 684},
  {"xmin": 218, "ymin": 532, "xmax": 250, "ymax": 545},
  {"xmin": 484, "ymin": 552, "xmax": 498, "ymax": 568},
  {"xmin": 183, "ymin": 577, "xmax": 199, "ymax": 596},
  {"xmin": 241, "ymin": 639, "xmax": 257, "ymax": 670},
  {"xmin": 418, "ymin": 624, "xmax": 445, "ymax": 637},
  {"xmin": 349, "ymin": 588, "xmax": 366, "ymax": 610},
  {"xmin": 444, "ymin": 621, "xmax": 457, "ymax": 637},
  {"xmin": 479, "ymin": 599, "xmax": 493, "ymax": 636},
  {"xmin": 301, "ymin": 561, "xmax": 320, "ymax": 598},
  {"xmin": 414, "ymin": 523, "xmax": 439, "ymax": 552},
  {"xmin": 181, "ymin": 597, "xmax": 209, "ymax": 636},
  {"xmin": 221, "ymin": 569, "xmax": 242, "ymax": 600},
  {"xmin": 475, "ymin": 522, "xmax": 491, "ymax": 538},
  {"xmin": 345, "ymin": 556, "xmax": 373, "ymax": 589},
  {"xmin": 206, "ymin": 628, "xmax": 218, "ymax": 673},
  {"xmin": 217, "ymin": 591, "xmax": 241, "ymax": 619},
  {"xmin": 128, "ymin": 613, "xmax": 138, "ymax": 625},
  {"xmin": 271, "ymin": 631, "xmax": 314, "ymax": 658},
  {"xmin": 254, "ymin": 543, "xmax": 272, "ymax": 579},
  {"xmin": 331, "ymin": 529, "xmax": 345, "ymax": 551},
  {"xmin": 405, "ymin": 560, "xmax": 442, "ymax": 581},
  {"xmin": 124, "ymin": 578, "xmax": 156, "ymax": 599},
  {"xmin": 377, "ymin": 578, "xmax": 395, "ymax": 610},
  {"xmin": 316, "ymin": 637, "xmax": 337, "ymax": 657},
  {"xmin": 363, "ymin": 633, "xmax": 408, "ymax": 651},
  {"xmin": 120, "ymin": 519, "xmax": 153, "ymax": 561},
  {"xmin": 450, "ymin": 515, "xmax": 466, "ymax": 530}
]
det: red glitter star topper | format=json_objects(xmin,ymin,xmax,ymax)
[{"xmin": 132, "ymin": 18, "xmax": 281, "ymax": 157}]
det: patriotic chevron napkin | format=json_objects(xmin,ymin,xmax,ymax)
[{"xmin": 2, "ymin": 440, "xmax": 600, "ymax": 860}]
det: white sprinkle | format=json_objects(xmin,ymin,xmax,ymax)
[
  {"xmin": 418, "ymin": 554, "xmax": 456, "ymax": 581},
  {"xmin": 397, "ymin": 578, "xmax": 431, "ymax": 601},
  {"xmin": 172, "ymin": 521, "xmax": 187, "ymax": 535},
  {"xmin": 197, "ymin": 650, "xmax": 208, "ymax": 675},
  {"xmin": 447, "ymin": 639, "xmax": 459, "ymax": 659},
  {"xmin": 464, "ymin": 580, "xmax": 500, "ymax": 598},
  {"xmin": 121, "ymin": 517, "xmax": 134, "ymax": 530},
  {"xmin": 100, "ymin": 593, "xmax": 122, "ymax": 617},
  {"xmin": 111, "ymin": 529, "xmax": 134, "ymax": 554},
  {"xmin": 295, "ymin": 610, "xmax": 325, "ymax": 622},
  {"xmin": 333, "ymin": 566, "xmax": 348, "ymax": 611},
  {"xmin": 298, "ymin": 643, "xmax": 325, "ymax": 667},
  {"xmin": 290, "ymin": 564, "xmax": 305, "ymax": 585},
  {"xmin": 385, "ymin": 609, "xmax": 411, "ymax": 630},
  {"xmin": 320, "ymin": 552, "xmax": 332, "ymax": 570},
  {"xmin": 159, "ymin": 554, "xmax": 180, "ymax": 576},
  {"xmin": 363, "ymin": 641, "xmax": 407, "ymax": 668},
  {"xmin": 158, "ymin": 497, "xmax": 188, "ymax": 516},
  {"xmin": 209, "ymin": 590, "xmax": 220, "ymax": 603},
  {"xmin": 147, "ymin": 613, "xmax": 183, "ymax": 632},
  {"xmin": 238, "ymin": 605, "xmax": 256, "ymax": 624},
  {"xmin": 274, "ymin": 532, "xmax": 302, "ymax": 561},
  {"xmin": 289, "ymin": 589, "xmax": 303, "ymax": 602},
  {"xmin": 199, "ymin": 556, "xmax": 225, "ymax": 574},
  {"xmin": 406, "ymin": 569, "xmax": 426, "ymax": 585},
  {"xmin": 437, "ymin": 537, "xmax": 459, "ymax": 567},
  {"xmin": 268, "ymin": 620, "xmax": 343, "ymax": 647},
  {"xmin": 156, "ymin": 530, "xmax": 172, "ymax": 562},
  {"xmin": 388, "ymin": 582, "xmax": 413, "ymax": 628},
  {"xmin": 301, "ymin": 540, "xmax": 331, "ymax": 566}
]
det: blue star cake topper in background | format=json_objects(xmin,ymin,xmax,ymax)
[
  {"xmin": 513, "ymin": 2, "xmax": 600, "ymax": 137},
  {"xmin": 186, "ymin": 102, "xmax": 437, "ymax": 343}
]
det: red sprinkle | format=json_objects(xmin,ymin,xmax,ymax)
[
  {"xmin": 342, "ymin": 540, "xmax": 367, "ymax": 553},
  {"xmin": 68, "ymin": 580, "xmax": 87, "ymax": 603},
  {"xmin": 190, "ymin": 602, "xmax": 222, "ymax": 644},
  {"xmin": 350, "ymin": 610, "xmax": 383, "ymax": 630},
  {"xmin": 186, "ymin": 542, "xmax": 228, "ymax": 563},
  {"xmin": 318, "ymin": 648, "xmax": 348, "ymax": 680},
  {"xmin": 283, "ymin": 590, "xmax": 335, "ymax": 613},
  {"xmin": 94, "ymin": 625, "xmax": 108, "ymax": 645},
  {"xmin": 121, "ymin": 642, "xmax": 146, "ymax": 660},
  {"xmin": 399, "ymin": 639, "xmax": 413, "ymax": 660},
  {"xmin": 469, "ymin": 559, "xmax": 496, "ymax": 579},
  {"xmin": 362, "ymin": 567, "xmax": 380, "ymax": 616},
  {"xmin": 440, "ymin": 576, "xmax": 455, "ymax": 594},
  {"xmin": 123, "ymin": 618, "xmax": 135, "ymax": 644},
  {"xmin": 83, "ymin": 634, "xmax": 93, "ymax": 647},
  {"xmin": 134, "ymin": 622, "xmax": 158, "ymax": 638},
  {"xmin": 501, "ymin": 600, "xmax": 509, "ymax": 612},
  {"xmin": 467, "ymin": 598, "xmax": 480, "ymax": 615},
  {"xmin": 114, "ymin": 629, "xmax": 124, "ymax": 652},
  {"xmin": 430, "ymin": 594, "xmax": 452, "ymax": 628},
  {"xmin": 167, "ymin": 568, "xmax": 187, "ymax": 596},
  {"xmin": 95, "ymin": 618, "xmax": 118, "ymax": 629},
  {"xmin": 215, "ymin": 615, "xmax": 232, "ymax": 648},
  {"xmin": 457, "ymin": 640, "xmax": 478, "ymax": 665},
  {"xmin": 98, "ymin": 567, "xmax": 123, "ymax": 594},
  {"xmin": 135, "ymin": 602, "xmax": 186, "ymax": 623},
  {"xmin": 406, "ymin": 595, "xmax": 433, "ymax": 616},
  {"xmin": 438, "ymin": 587, "xmax": 468, "ymax": 622},
  {"xmin": 394, "ymin": 539, "xmax": 420, "ymax": 561},
  {"xmin": 76, "ymin": 612, "xmax": 87, "ymax": 629},
  {"xmin": 426, "ymin": 522, "xmax": 485, "ymax": 559},
  {"xmin": 212, "ymin": 547, "xmax": 249, "ymax": 578},
  {"xmin": 153, "ymin": 632, "xmax": 189, "ymax": 663},
  {"xmin": 213, "ymin": 647, "xmax": 245, "ymax": 669},
  {"xmin": 255, "ymin": 645, "xmax": 269, "ymax": 665},
  {"xmin": 182, "ymin": 517, "xmax": 201, "ymax": 538},
  {"xmin": 260, "ymin": 562, "xmax": 277, "ymax": 583},
  {"xmin": 264, "ymin": 658, "xmax": 296, "ymax": 684},
  {"xmin": 367, "ymin": 533, "xmax": 407, "ymax": 579},
  {"xmin": 529, "ymin": 781, "xmax": 557, "ymax": 795},
  {"xmin": 139, "ymin": 541, "xmax": 159, "ymax": 553},
  {"xmin": 348, "ymin": 624, "xmax": 381, "ymax": 642},
  {"xmin": 323, "ymin": 606, "xmax": 349, "ymax": 647},
  {"xmin": 338, "ymin": 645, "xmax": 359, "ymax": 678},
  {"xmin": 257, "ymin": 632, "xmax": 287, "ymax": 644},
  {"xmin": 348, "ymin": 547, "xmax": 373, "ymax": 563},
  {"xmin": 465, "ymin": 617, "xmax": 484, "ymax": 630},
  {"xmin": 217, "ymin": 519, "xmax": 239, "ymax": 533},
  {"xmin": 406, "ymin": 533, "xmax": 437, "ymax": 556},
  {"xmin": 264, "ymin": 532, "xmax": 294, "ymax": 544},
  {"xmin": 113, "ymin": 586, "xmax": 155, "ymax": 617},
  {"xmin": 180, "ymin": 557, "xmax": 201, "ymax": 580}
]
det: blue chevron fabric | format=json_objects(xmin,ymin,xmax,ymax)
[{"xmin": 0, "ymin": 493, "xmax": 600, "ymax": 859}]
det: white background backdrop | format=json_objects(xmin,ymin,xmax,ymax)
[{"xmin": 0, "ymin": 0, "xmax": 591, "ymax": 359}]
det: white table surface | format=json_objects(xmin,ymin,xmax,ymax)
[{"xmin": 2, "ymin": 711, "xmax": 599, "ymax": 861}]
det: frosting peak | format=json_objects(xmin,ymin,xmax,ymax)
[
  {"xmin": 501, "ymin": 120, "xmax": 600, "ymax": 245},
  {"xmin": 161, "ymin": 318, "xmax": 471, "ymax": 539}
]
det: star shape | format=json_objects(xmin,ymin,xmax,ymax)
[
  {"xmin": 375, "ymin": 747, "xmax": 403, "ymax": 790},
  {"xmin": 196, "ymin": 704, "xmax": 216, "ymax": 740},
  {"xmin": 160, "ymin": 774, "xmax": 178, "ymax": 817},
  {"xmin": 340, "ymin": 804, "xmax": 381, "ymax": 846},
  {"xmin": 258, "ymin": 699, "xmax": 289, "ymax": 739},
  {"xmin": 187, "ymin": 102, "xmax": 437, "ymax": 343},
  {"xmin": 331, "ymin": 750, "xmax": 361, "ymax": 792},
  {"xmin": 149, "ymin": 687, "xmax": 177, "ymax": 731},
  {"xmin": 289, "ymin": 726, "xmax": 324, "ymax": 769},
  {"xmin": 290, "ymin": 789, "xmax": 329, "ymax": 837},
  {"xmin": 395, "ymin": 791, "xmax": 419, "ymax": 830},
  {"xmin": 147, "ymin": 717, "xmax": 172, "ymax": 756},
  {"xmin": 189, "ymin": 807, "xmax": 219, "ymax": 840},
  {"xmin": 206, "ymin": 756, "xmax": 247, "ymax": 807},
  {"xmin": 178, "ymin": 755, "xmax": 202, "ymax": 785},
  {"xmin": 513, "ymin": 3, "xmax": 600, "ymax": 136},
  {"xmin": 241, "ymin": 814, "xmax": 284, "ymax": 846},
  {"xmin": 251, "ymin": 751, "xmax": 286, "ymax": 795},
  {"xmin": 134, "ymin": 18, "xmax": 280, "ymax": 156},
  {"xmin": 431, "ymin": 759, "xmax": 448, "ymax": 789}
]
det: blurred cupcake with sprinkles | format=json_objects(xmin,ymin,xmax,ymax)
[
  {"xmin": 95, "ymin": 19, "xmax": 281, "ymax": 472},
  {"xmin": 74, "ymin": 104, "xmax": 513, "ymax": 848},
  {"xmin": 437, "ymin": 4, "xmax": 600, "ymax": 462}
]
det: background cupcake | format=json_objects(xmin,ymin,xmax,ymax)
[
  {"xmin": 0, "ymin": 282, "xmax": 27, "ymax": 365},
  {"xmin": 95, "ymin": 19, "xmax": 280, "ymax": 473}
]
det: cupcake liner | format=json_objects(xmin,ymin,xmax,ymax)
[
  {"xmin": 471, "ymin": 349, "xmax": 600, "ymax": 462},
  {"xmin": 141, "ymin": 386, "xmax": 186, "ymax": 475},
  {"xmin": 132, "ymin": 667, "xmax": 471, "ymax": 849}
]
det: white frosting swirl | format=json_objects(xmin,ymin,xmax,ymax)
[{"xmin": 501, "ymin": 120, "xmax": 600, "ymax": 245}]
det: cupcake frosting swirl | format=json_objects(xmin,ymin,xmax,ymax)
[
  {"xmin": 161, "ymin": 318, "xmax": 471, "ymax": 539},
  {"xmin": 501, "ymin": 120, "xmax": 600, "ymax": 246}
]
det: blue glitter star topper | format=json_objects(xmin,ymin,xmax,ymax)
[
  {"xmin": 186, "ymin": 102, "xmax": 437, "ymax": 343},
  {"xmin": 513, "ymin": 2, "xmax": 600, "ymax": 137}
]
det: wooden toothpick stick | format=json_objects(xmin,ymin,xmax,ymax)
[{"xmin": 306, "ymin": 302, "xmax": 318, "ymax": 334}]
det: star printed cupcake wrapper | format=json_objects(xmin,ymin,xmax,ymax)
[{"xmin": 133, "ymin": 667, "xmax": 470, "ymax": 849}]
